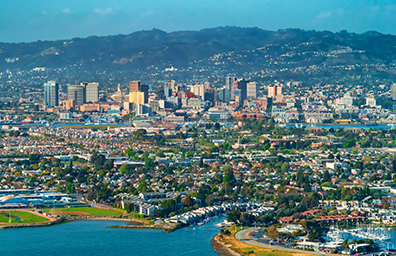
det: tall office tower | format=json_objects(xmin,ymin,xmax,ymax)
[
  {"xmin": 267, "ymin": 84, "xmax": 282, "ymax": 98},
  {"xmin": 204, "ymin": 88, "xmax": 215, "ymax": 103},
  {"xmin": 276, "ymin": 84, "xmax": 283, "ymax": 96},
  {"xmin": 190, "ymin": 84, "xmax": 205, "ymax": 99},
  {"xmin": 130, "ymin": 81, "xmax": 141, "ymax": 92},
  {"xmin": 391, "ymin": 84, "xmax": 396, "ymax": 100},
  {"xmin": 225, "ymin": 77, "xmax": 237, "ymax": 90},
  {"xmin": 233, "ymin": 89, "xmax": 242, "ymax": 102},
  {"xmin": 43, "ymin": 81, "xmax": 59, "ymax": 107},
  {"xmin": 267, "ymin": 86, "xmax": 276, "ymax": 98},
  {"xmin": 219, "ymin": 87, "xmax": 232, "ymax": 102},
  {"xmin": 140, "ymin": 84, "xmax": 149, "ymax": 103},
  {"xmin": 218, "ymin": 88, "xmax": 227, "ymax": 102},
  {"xmin": 129, "ymin": 91, "xmax": 146, "ymax": 105},
  {"xmin": 164, "ymin": 88, "xmax": 172, "ymax": 98},
  {"xmin": 129, "ymin": 81, "xmax": 148, "ymax": 103},
  {"xmin": 232, "ymin": 79, "xmax": 248, "ymax": 101},
  {"xmin": 68, "ymin": 85, "xmax": 86, "ymax": 106},
  {"xmin": 165, "ymin": 80, "xmax": 176, "ymax": 90},
  {"xmin": 247, "ymin": 82, "xmax": 257, "ymax": 99},
  {"xmin": 83, "ymin": 82, "xmax": 99, "ymax": 103}
]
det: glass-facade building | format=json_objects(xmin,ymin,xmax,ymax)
[{"xmin": 44, "ymin": 81, "xmax": 59, "ymax": 107}]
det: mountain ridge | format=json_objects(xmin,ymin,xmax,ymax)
[{"xmin": 1, "ymin": 26, "xmax": 396, "ymax": 78}]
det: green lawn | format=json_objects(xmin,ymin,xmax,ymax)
[
  {"xmin": 0, "ymin": 211, "xmax": 49, "ymax": 224},
  {"xmin": 41, "ymin": 207, "xmax": 122, "ymax": 217}
]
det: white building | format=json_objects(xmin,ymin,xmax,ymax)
[
  {"xmin": 84, "ymin": 82, "xmax": 99, "ymax": 103},
  {"xmin": 366, "ymin": 97, "xmax": 376, "ymax": 107},
  {"xmin": 247, "ymin": 82, "xmax": 257, "ymax": 99}
]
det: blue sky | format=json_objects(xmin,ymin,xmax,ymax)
[{"xmin": 1, "ymin": 0, "xmax": 396, "ymax": 42}]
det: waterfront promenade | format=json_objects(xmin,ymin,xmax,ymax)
[{"xmin": 235, "ymin": 228, "xmax": 335, "ymax": 256}]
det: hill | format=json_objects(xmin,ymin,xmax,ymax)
[{"xmin": 2, "ymin": 27, "xmax": 396, "ymax": 87}]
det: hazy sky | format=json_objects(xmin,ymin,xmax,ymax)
[{"xmin": 1, "ymin": 0, "xmax": 396, "ymax": 43}]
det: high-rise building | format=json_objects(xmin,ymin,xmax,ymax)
[
  {"xmin": 247, "ymin": 82, "xmax": 257, "ymax": 99},
  {"xmin": 136, "ymin": 104, "xmax": 152, "ymax": 115},
  {"xmin": 65, "ymin": 99, "xmax": 75, "ymax": 111},
  {"xmin": 268, "ymin": 84, "xmax": 282, "ymax": 98},
  {"xmin": 68, "ymin": 85, "xmax": 86, "ymax": 106},
  {"xmin": 150, "ymin": 101, "xmax": 160, "ymax": 112},
  {"xmin": 226, "ymin": 77, "xmax": 237, "ymax": 90},
  {"xmin": 43, "ymin": 81, "xmax": 59, "ymax": 107},
  {"xmin": 233, "ymin": 89, "xmax": 242, "ymax": 102},
  {"xmin": 140, "ymin": 84, "xmax": 149, "ymax": 103},
  {"xmin": 83, "ymin": 82, "xmax": 99, "ymax": 103},
  {"xmin": 268, "ymin": 86, "xmax": 276, "ymax": 98},
  {"xmin": 391, "ymin": 84, "xmax": 396, "ymax": 100},
  {"xmin": 165, "ymin": 80, "xmax": 176, "ymax": 90},
  {"xmin": 276, "ymin": 85, "xmax": 282, "ymax": 96},
  {"xmin": 123, "ymin": 102, "xmax": 134, "ymax": 110},
  {"xmin": 130, "ymin": 81, "xmax": 141, "ymax": 92},
  {"xmin": 129, "ymin": 91, "xmax": 146, "ymax": 105},
  {"xmin": 129, "ymin": 81, "xmax": 148, "ymax": 103},
  {"xmin": 232, "ymin": 79, "xmax": 248, "ymax": 101},
  {"xmin": 219, "ymin": 87, "xmax": 231, "ymax": 102},
  {"xmin": 190, "ymin": 84, "xmax": 205, "ymax": 99},
  {"xmin": 164, "ymin": 88, "xmax": 172, "ymax": 98}
]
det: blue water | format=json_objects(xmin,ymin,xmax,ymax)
[
  {"xmin": 0, "ymin": 220, "xmax": 223, "ymax": 256},
  {"xmin": 333, "ymin": 228, "xmax": 396, "ymax": 251}
]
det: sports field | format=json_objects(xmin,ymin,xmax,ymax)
[
  {"xmin": 42, "ymin": 207, "xmax": 123, "ymax": 217},
  {"xmin": 0, "ymin": 211, "xmax": 49, "ymax": 224}
]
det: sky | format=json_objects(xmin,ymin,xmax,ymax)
[{"xmin": 1, "ymin": 0, "xmax": 396, "ymax": 43}]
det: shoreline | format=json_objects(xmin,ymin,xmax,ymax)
[
  {"xmin": 0, "ymin": 216, "xmax": 179, "ymax": 232},
  {"xmin": 0, "ymin": 217, "xmax": 65, "ymax": 229},
  {"xmin": 211, "ymin": 235, "xmax": 241, "ymax": 256}
]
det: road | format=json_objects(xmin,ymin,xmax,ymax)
[{"xmin": 235, "ymin": 227, "xmax": 335, "ymax": 256}]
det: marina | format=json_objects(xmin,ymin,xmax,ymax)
[{"xmin": 325, "ymin": 224, "xmax": 394, "ymax": 250}]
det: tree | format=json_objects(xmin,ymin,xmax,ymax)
[
  {"xmin": 223, "ymin": 165, "xmax": 236, "ymax": 187},
  {"xmin": 240, "ymin": 213, "xmax": 255, "ymax": 226},
  {"xmin": 300, "ymin": 195, "xmax": 319, "ymax": 209},
  {"xmin": 227, "ymin": 210, "xmax": 241, "ymax": 224},
  {"xmin": 29, "ymin": 153, "xmax": 41, "ymax": 164},
  {"xmin": 267, "ymin": 225, "xmax": 279, "ymax": 239},
  {"xmin": 323, "ymin": 170, "xmax": 331, "ymax": 182},
  {"xmin": 125, "ymin": 202, "xmax": 133, "ymax": 213},
  {"xmin": 381, "ymin": 198, "xmax": 390, "ymax": 209},
  {"xmin": 66, "ymin": 183, "xmax": 74, "ymax": 194},
  {"xmin": 134, "ymin": 129, "xmax": 147, "ymax": 140},
  {"xmin": 157, "ymin": 199, "xmax": 177, "ymax": 217},
  {"xmin": 183, "ymin": 194, "xmax": 193, "ymax": 207},
  {"xmin": 205, "ymin": 195, "xmax": 214, "ymax": 206},
  {"xmin": 281, "ymin": 163, "xmax": 290, "ymax": 173},
  {"xmin": 120, "ymin": 164, "xmax": 132, "ymax": 175},
  {"xmin": 91, "ymin": 153, "xmax": 106, "ymax": 169}
]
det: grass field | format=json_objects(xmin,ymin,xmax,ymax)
[
  {"xmin": 0, "ymin": 211, "xmax": 49, "ymax": 224},
  {"xmin": 41, "ymin": 207, "xmax": 123, "ymax": 217}
]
